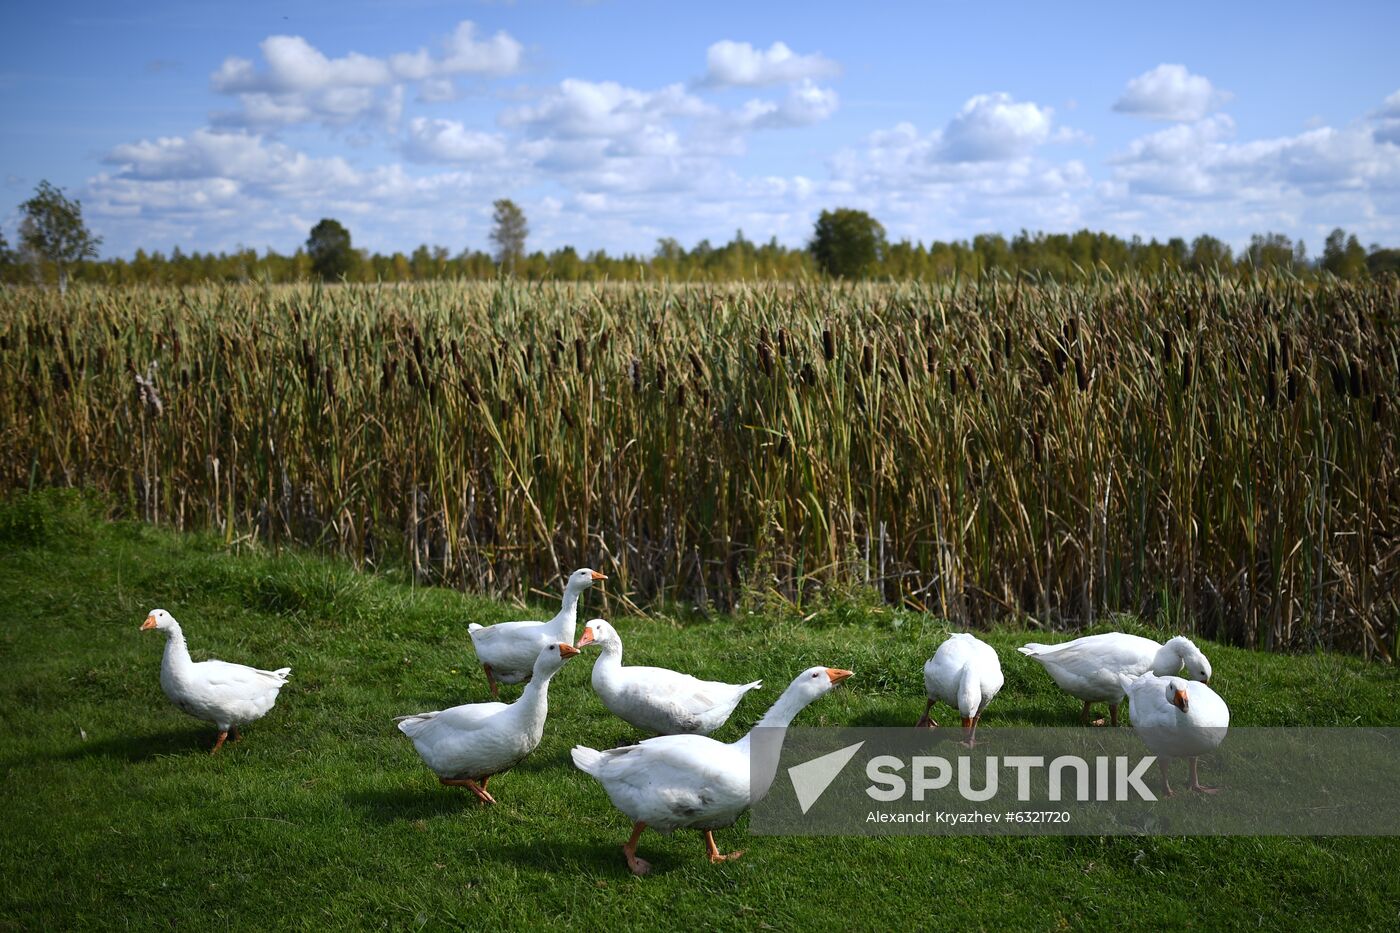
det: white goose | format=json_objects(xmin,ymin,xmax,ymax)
[
  {"xmin": 1122, "ymin": 673, "xmax": 1230, "ymax": 796},
  {"xmin": 917, "ymin": 633, "xmax": 1003, "ymax": 747},
  {"xmin": 469, "ymin": 567, "xmax": 605, "ymax": 696},
  {"xmin": 1017, "ymin": 633, "xmax": 1212, "ymax": 725},
  {"xmin": 396, "ymin": 642, "xmax": 580, "ymax": 804},
  {"xmin": 575, "ymin": 619, "xmax": 762, "ymax": 736},
  {"xmin": 139, "ymin": 609, "xmax": 291, "ymax": 754},
  {"xmin": 572, "ymin": 665, "xmax": 852, "ymax": 875}
]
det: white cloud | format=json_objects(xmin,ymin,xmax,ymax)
[
  {"xmin": 210, "ymin": 21, "xmax": 520, "ymax": 130},
  {"xmin": 1114, "ymin": 64, "xmax": 1230, "ymax": 122},
  {"xmin": 1373, "ymin": 88, "xmax": 1400, "ymax": 144},
  {"xmin": 703, "ymin": 40, "xmax": 840, "ymax": 87},
  {"xmin": 403, "ymin": 118, "xmax": 509, "ymax": 164},
  {"xmin": 387, "ymin": 21, "xmax": 522, "ymax": 80},
  {"xmin": 736, "ymin": 80, "xmax": 838, "ymax": 129},
  {"xmin": 501, "ymin": 79, "xmax": 711, "ymax": 138},
  {"xmin": 939, "ymin": 93, "xmax": 1055, "ymax": 162}
]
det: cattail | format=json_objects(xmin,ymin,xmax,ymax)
[
  {"xmin": 1038, "ymin": 354, "xmax": 1055, "ymax": 387},
  {"xmin": 948, "ymin": 367, "xmax": 958, "ymax": 396},
  {"xmin": 630, "ymin": 358, "xmax": 642, "ymax": 393},
  {"xmin": 1373, "ymin": 394, "xmax": 1387, "ymax": 423},
  {"xmin": 561, "ymin": 407, "xmax": 575, "ymax": 429},
  {"xmin": 1052, "ymin": 343, "xmax": 1067, "ymax": 375},
  {"xmin": 777, "ymin": 328, "xmax": 789, "ymax": 358},
  {"xmin": 464, "ymin": 378, "xmax": 481, "ymax": 405},
  {"xmin": 800, "ymin": 361, "xmax": 816, "ymax": 386},
  {"xmin": 1348, "ymin": 358, "xmax": 1362, "ymax": 398},
  {"xmin": 675, "ymin": 384, "xmax": 685, "ymax": 408},
  {"xmin": 688, "ymin": 351, "xmax": 705, "ymax": 381},
  {"xmin": 1266, "ymin": 338, "xmax": 1277, "ymax": 373},
  {"xmin": 926, "ymin": 344, "xmax": 936, "ymax": 374},
  {"xmin": 1279, "ymin": 333, "xmax": 1291, "ymax": 373},
  {"xmin": 777, "ymin": 435, "xmax": 790, "ymax": 458},
  {"xmin": 1286, "ymin": 369, "xmax": 1298, "ymax": 404},
  {"xmin": 451, "ymin": 339, "xmax": 463, "ymax": 369},
  {"xmin": 1161, "ymin": 329, "xmax": 1174, "ymax": 366},
  {"xmin": 413, "ymin": 333, "xmax": 425, "ymax": 372},
  {"xmin": 861, "ymin": 345, "xmax": 873, "ymax": 376},
  {"xmin": 1075, "ymin": 355, "xmax": 1089, "ymax": 391},
  {"xmin": 1331, "ymin": 361, "xmax": 1346, "ymax": 396},
  {"xmin": 962, "ymin": 363, "xmax": 978, "ymax": 392},
  {"xmin": 757, "ymin": 341, "xmax": 773, "ymax": 377},
  {"xmin": 656, "ymin": 362, "xmax": 667, "ymax": 392},
  {"xmin": 552, "ymin": 329, "xmax": 563, "ymax": 368},
  {"xmin": 180, "ymin": 367, "xmax": 190, "ymax": 389},
  {"xmin": 1002, "ymin": 325, "xmax": 1012, "ymax": 360},
  {"xmin": 575, "ymin": 337, "xmax": 587, "ymax": 373},
  {"xmin": 523, "ymin": 345, "xmax": 534, "ymax": 375},
  {"xmin": 381, "ymin": 359, "xmax": 393, "ymax": 392},
  {"xmin": 822, "ymin": 329, "xmax": 835, "ymax": 362},
  {"xmin": 897, "ymin": 353, "xmax": 910, "ymax": 385},
  {"xmin": 1266, "ymin": 369, "xmax": 1277, "ymax": 408}
]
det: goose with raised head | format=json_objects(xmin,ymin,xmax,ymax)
[
  {"xmin": 1122, "ymin": 672, "xmax": 1230, "ymax": 796},
  {"xmin": 468, "ymin": 567, "xmax": 605, "ymax": 696},
  {"xmin": 396, "ymin": 642, "xmax": 580, "ymax": 804},
  {"xmin": 572, "ymin": 665, "xmax": 852, "ymax": 876},
  {"xmin": 575, "ymin": 619, "xmax": 762, "ymax": 736},
  {"xmin": 917, "ymin": 633, "xmax": 1003, "ymax": 747},
  {"xmin": 1017, "ymin": 633, "xmax": 1212, "ymax": 725},
  {"xmin": 139, "ymin": 609, "xmax": 291, "ymax": 754}
]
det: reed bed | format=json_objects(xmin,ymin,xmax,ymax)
[{"xmin": 1, "ymin": 276, "xmax": 1395, "ymax": 656}]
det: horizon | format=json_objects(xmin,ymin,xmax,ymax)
[{"xmin": 3, "ymin": 0, "xmax": 1398, "ymax": 261}]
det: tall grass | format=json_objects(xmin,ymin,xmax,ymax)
[{"xmin": 0, "ymin": 276, "xmax": 1394, "ymax": 656}]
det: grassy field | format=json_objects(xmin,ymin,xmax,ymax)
[{"xmin": 2, "ymin": 492, "xmax": 1397, "ymax": 930}]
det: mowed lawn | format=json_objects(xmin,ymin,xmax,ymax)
[{"xmin": 2, "ymin": 498, "xmax": 1397, "ymax": 930}]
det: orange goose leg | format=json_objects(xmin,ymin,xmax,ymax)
[{"xmin": 623, "ymin": 822, "xmax": 651, "ymax": 876}]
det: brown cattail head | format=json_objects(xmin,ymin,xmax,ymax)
[
  {"xmin": 575, "ymin": 337, "xmax": 587, "ymax": 373},
  {"xmin": 1075, "ymin": 355, "xmax": 1089, "ymax": 391},
  {"xmin": 1266, "ymin": 369, "xmax": 1277, "ymax": 408},
  {"xmin": 1286, "ymin": 369, "xmax": 1298, "ymax": 404},
  {"xmin": 688, "ymin": 351, "xmax": 705, "ymax": 381},
  {"xmin": 800, "ymin": 361, "xmax": 816, "ymax": 386},
  {"xmin": 1373, "ymin": 394, "xmax": 1387, "ymax": 423},
  {"xmin": 1331, "ymin": 360, "xmax": 1346, "ymax": 396},
  {"xmin": 822, "ymin": 329, "xmax": 835, "ymax": 362},
  {"xmin": 1348, "ymin": 358, "xmax": 1362, "ymax": 398},
  {"xmin": 962, "ymin": 362, "xmax": 978, "ymax": 393},
  {"xmin": 897, "ymin": 353, "xmax": 910, "ymax": 385},
  {"xmin": 777, "ymin": 328, "xmax": 789, "ymax": 358},
  {"xmin": 630, "ymin": 358, "xmax": 642, "ymax": 393},
  {"xmin": 757, "ymin": 341, "xmax": 773, "ymax": 377},
  {"xmin": 861, "ymin": 344, "xmax": 873, "ymax": 376},
  {"xmin": 656, "ymin": 362, "xmax": 667, "ymax": 392}
]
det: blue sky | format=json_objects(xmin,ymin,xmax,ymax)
[{"xmin": 3, "ymin": 0, "xmax": 1398, "ymax": 259}]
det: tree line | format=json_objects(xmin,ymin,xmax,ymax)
[{"xmin": 3, "ymin": 181, "xmax": 1397, "ymax": 287}]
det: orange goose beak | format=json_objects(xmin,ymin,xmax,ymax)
[
  {"xmin": 140, "ymin": 615, "xmax": 158, "ymax": 631},
  {"xmin": 575, "ymin": 627, "xmax": 596, "ymax": 648},
  {"xmin": 558, "ymin": 643, "xmax": 580, "ymax": 659},
  {"xmin": 825, "ymin": 668, "xmax": 853, "ymax": 685}
]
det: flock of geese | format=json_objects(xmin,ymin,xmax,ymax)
[{"xmin": 139, "ymin": 566, "xmax": 1230, "ymax": 876}]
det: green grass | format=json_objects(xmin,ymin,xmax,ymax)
[{"xmin": 2, "ymin": 494, "xmax": 1397, "ymax": 930}]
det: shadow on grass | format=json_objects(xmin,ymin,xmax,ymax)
[
  {"xmin": 344, "ymin": 786, "xmax": 487, "ymax": 823},
  {"xmin": 51, "ymin": 727, "xmax": 216, "ymax": 762},
  {"xmin": 484, "ymin": 838, "xmax": 656, "ymax": 875}
]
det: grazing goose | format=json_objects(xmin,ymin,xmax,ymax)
[
  {"xmin": 575, "ymin": 619, "xmax": 762, "ymax": 736},
  {"xmin": 917, "ymin": 633, "xmax": 1003, "ymax": 747},
  {"xmin": 139, "ymin": 609, "xmax": 290, "ymax": 754},
  {"xmin": 469, "ymin": 567, "xmax": 605, "ymax": 696},
  {"xmin": 1122, "ymin": 673, "xmax": 1230, "ymax": 796},
  {"xmin": 572, "ymin": 665, "xmax": 852, "ymax": 876},
  {"xmin": 395, "ymin": 642, "xmax": 580, "ymax": 804},
  {"xmin": 1017, "ymin": 633, "xmax": 1212, "ymax": 725}
]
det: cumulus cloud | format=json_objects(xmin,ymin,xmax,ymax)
[
  {"xmin": 735, "ymin": 80, "xmax": 838, "ymax": 129},
  {"xmin": 1114, "ymin": 64, "xmax": 1230, "ymax": 122},
  {"xmin": 210, "ymin": 21, "xmax": 521, "ymax": 129},
  {"xmin": 703, "ymin": 40, "xmax": 840, "ymax": 87},
  {"xmin": 500, "ymin": 79, "xmax": 711, "ymax": 138},
  {"xmin": 403, "ymin": 118, "xmax": 508, "ymax": 164},
  {"xmin": 1372, "ymin": 88, "xmax": 1400, "ymax": 144},
  {"xmin": 939, "ymin": 93, "xmax": 1056, "ymax": 162}
]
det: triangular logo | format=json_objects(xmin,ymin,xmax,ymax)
[{"xmin": 788, "ymin": 741, "xmax": 865, "ymax": 814}]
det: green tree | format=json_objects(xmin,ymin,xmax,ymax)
[
  {"xmin": 810, "ymin": 208, "xmax": 886, "ymax": 278},
  {"xmin": 18, "ymin": 180, "xmax": 102, "ymax": 292},
  {"xmin": 305, "ymin": 219, "xmax": 356, "ymax": 281},
  {"xmin": 490, "ymin": 199, "xmax": 528, "ymax": 272},
  {"xmin": 1322, "ymin": 228, "xmax": 1369, "ymax": 279},
  {"xmin": 1188, "ymin": 234, "xmax": 1232, "ymax": 272},
  {"xmin": 1245, "ymin": 232, "xmax": 1299, "ymax": 273}
]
